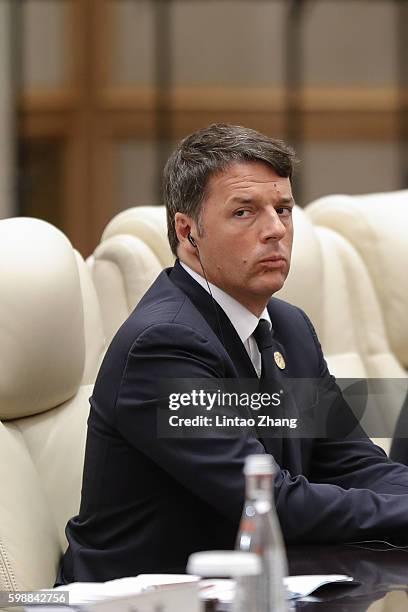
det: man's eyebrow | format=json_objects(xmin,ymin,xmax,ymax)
[
  {"xmin": 230, "ymin": 196, "xmax": 256, "ymax": 202},
  {"xmin": 227, "ymin": 196, "xmax": 255, "ymax": 205},
  {"xmin": 277, "ymin": 197, "xmax": 295, "ymax": 205},
  {"xmin": 227, "ymin": 195, "xmax": 295, "ymax": 206}
]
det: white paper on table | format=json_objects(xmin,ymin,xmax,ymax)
[
  {"xmin": 25, "ymin": 575, "xmax": 200, "ymax": 611},
  {"xmin": 285, "ymin": 574, "xmax": 355, "ymax": 599},
  {"xmin": 25, "ymin": 572, "xmax": 356, "ymax": 611},
  {"xmin": 199, "ymin": 573, "xmax": 356, "ymax": 603}
]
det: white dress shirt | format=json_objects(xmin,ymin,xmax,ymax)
[{"xmin": 180, "ymin": 261, "xmax": 272, "ymax": 377}]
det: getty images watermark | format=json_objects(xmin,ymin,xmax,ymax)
[
  {"xmin": 156, "ymin": 379, "xmax": 301, "ymax": 437},
  {"xmin": 156, "ymin": 378, "xmax": 408, "ymax": 439},
  {"xmin": 167, "ymin": 388, "xmax": 297, "ymax": 430}
]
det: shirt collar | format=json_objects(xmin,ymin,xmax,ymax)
[{"xmin": 180, "ymin": 261, "xmax": 272, "ymax": 345}]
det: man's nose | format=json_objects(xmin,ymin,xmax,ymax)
[{"xmin": 260, "ymin": 210, "xmax": 286, "ymax": 241}]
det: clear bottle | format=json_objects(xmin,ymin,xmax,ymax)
[
  {"xmin": 235, "ymin": 454, "xmax": 288, "ymax": 612},
  {"xmin": 187, "ymin": 550, "xmax": 262, "ymax": 612}
]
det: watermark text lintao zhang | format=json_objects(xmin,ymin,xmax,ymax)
[{"xmin": 168, "ymin": 413, "xmax": 298, "ymax": 429}]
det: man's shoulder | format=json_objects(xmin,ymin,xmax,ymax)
[
  {"xmin": 133, "ymin": 268, "xmax": 187, "ymax": 326},
  {"xmin": 268, "ymin": 295, "xmax": 318, "ymax": 342},
  {"xmin": 114, "ymin": 267, "xmax": 217, "ymax": 351},
  {"xmin": 267, "ymin": 295, "xmax": 310, "ymax": 327},
  {"xmin": 92, "ymin": 267, "xmax": 226, "ymax": 413}
]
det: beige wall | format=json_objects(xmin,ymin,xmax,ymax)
[
  {"xmin": 22, "ymin": 0, "xmax": 68, "ymax": 88},
  {"xmin": 19, "ymin": 0, "xmax": 404, "ymax": 222},
  {"xmin": 302, "ymin": 141, "xmax": 401, "ymax": 205},
  {"xmin": 0, "ymin": 0, "xmax": 13, "ymax": 218},
  {"xmin": 111, "ymin": 0, "xmax": 397, "ymax": 87},
  {"xmin": 303, "ymin": 1, "xmax": 398, "ymax": 86}
]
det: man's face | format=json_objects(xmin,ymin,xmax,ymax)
[{"xmin": 193, "ymin": 161, "xmax": 294, "ymax": 315}]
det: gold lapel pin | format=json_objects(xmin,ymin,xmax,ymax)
[{"xmin": 274, "ymin": 351, "xmax": 286, "ymax": 370}]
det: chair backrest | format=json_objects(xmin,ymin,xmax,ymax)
[
  {"xmin": 101, "ymin": 206, "xmax": 174, "ymax": 267},
  {"xmin": 0, "ymin": 217, "xmax": 105, "ymax": 590},
  {"xmin": 88, "ymin": 234, "xmax": 163, "ymax": 344},
  {"xmin": 306, "ymin": 191, "xmax": 408, "ymax": 371},
  {"xmin": 280, "ymin": 210, "xmax": 405, "ymax": 378},
  {"xmin": 75, "ymin": 250, "xmax": 106, "ymax": 384},
  {"xmin": 89, "ymin": 206, "xmax": 175, "ymax": 344}
]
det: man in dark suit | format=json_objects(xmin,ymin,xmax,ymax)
[{"xmin": 61, "ymin": 123, "xmax": 408, "ymax": 583}]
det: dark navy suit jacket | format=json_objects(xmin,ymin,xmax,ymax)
[{"xmin": 62, "ymin": 261, "xmax": 408, "ymax": 582}]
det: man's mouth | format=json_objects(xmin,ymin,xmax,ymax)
[
  {"xmin": 258, "ymin": 255, "xmax": 286, "ymax": 266},
  {"xmin": 259, "ymin": 255, "xmax": 286, "ymax": 270}
]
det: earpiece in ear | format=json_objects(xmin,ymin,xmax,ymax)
[{"xmin": 188, "ymin": 233, "xmax": 197, "ymax": 248}]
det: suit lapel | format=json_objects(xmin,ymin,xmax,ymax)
[
  {"xmin": 169, "ymin": 261, "xmax": 257, "ymax": 379},
  {"xmin": 264, "ymin": 302, "xmax": 299, "ymax": 464}
]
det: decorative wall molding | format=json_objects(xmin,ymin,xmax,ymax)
[{"xmin": 19, "ymin": 85, "xmax": 405, "ymax": 141}]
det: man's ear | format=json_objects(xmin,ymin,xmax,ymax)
[{"xmin": 175, "ymin": 213, "xmax": 197, "ymax": 250}]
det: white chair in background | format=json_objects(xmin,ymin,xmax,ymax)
[
  {"xmin": 306, "ymin": 190, "xmax": 408, "ymax": 374},
  {"xmin": 0, "ymin": 217, "xmax": 105, "ymax": 590}
]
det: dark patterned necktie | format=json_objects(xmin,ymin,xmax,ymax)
[
  {"xmin": 253, "ymin": 319, "xmax": 280, "ymax": 379},
  {"xmin": 252, "ymin": 319, "xmax": 285, "ymax": 459}
]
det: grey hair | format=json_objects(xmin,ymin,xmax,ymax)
[{"xmin": 163, "ymin": 123, "xmax": 297, "ymax": 255}]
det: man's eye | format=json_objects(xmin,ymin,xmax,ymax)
[
  {"xmin": 235, "ymin": 210, "xmax": 251, "ymax": 217},
  {"xmin": 276, "ymin": 207, "xmax": 292, "ymax": 217}
]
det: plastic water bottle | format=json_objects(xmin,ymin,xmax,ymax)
[{"xmin": 235, "ymin": 454, "xmax": 288, "ymax": 612}]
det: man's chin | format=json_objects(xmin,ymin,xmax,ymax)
[{"xmin": 254, "ymin": 272, "xmax": 287, "ymax": 296}]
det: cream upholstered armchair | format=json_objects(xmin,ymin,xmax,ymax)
[
  {"xmin": 0, "ymin": 217, "xmax": 105, "ymax": 591},
  {"xmin": 306, "ymin": 190, "xmax": 408, "ymax": 375},
  {"xmin": 87, "ymin": 206, "xmax": 174, "ymax": 344}
]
